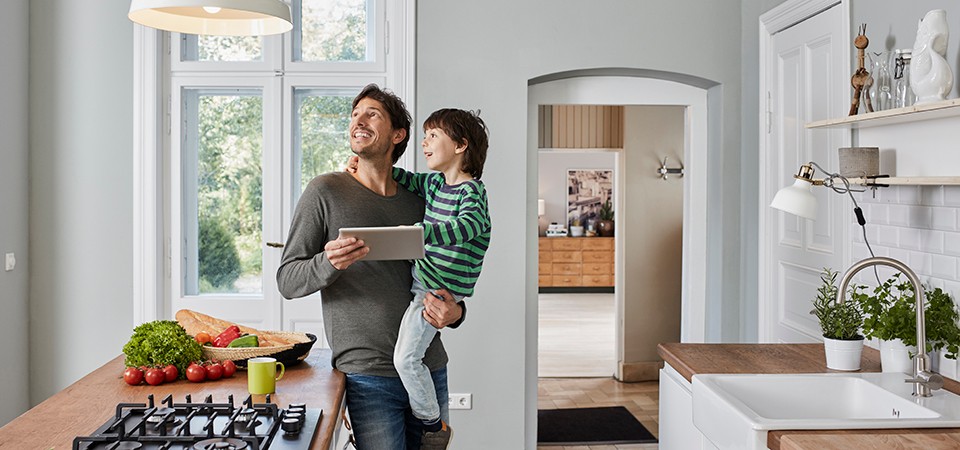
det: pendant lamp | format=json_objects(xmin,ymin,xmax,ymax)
[{"xmin": 129, "ymin": 0, "xmax": 293, "ymax": 36}]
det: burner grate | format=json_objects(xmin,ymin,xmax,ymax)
[{"xmin": 73, "ymin": 394, "xmax": 321, "ymax": 450}]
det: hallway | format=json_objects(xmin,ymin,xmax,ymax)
[{"xmin": 538, "ymin": 293, "xmax": 659, "ymax": 449}]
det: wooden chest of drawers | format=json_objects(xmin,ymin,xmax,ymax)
[{"xmin": 539, "ymin": 237, "xmax": 614, "ymax": 287}]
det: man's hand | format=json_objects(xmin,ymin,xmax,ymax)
[
  {"xmin": 422, "ymin": 289, "xmax": 463, "ymax": 329},
  {"xmin": 324, "ymin": 236, "xmax": 368, "ymax": 270}
]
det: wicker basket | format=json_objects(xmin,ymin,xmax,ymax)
[{"xmin": 201, "ymin": 331, "xmax": 317, "ymax": 368}]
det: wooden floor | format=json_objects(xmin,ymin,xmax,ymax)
[
  {"xmin": 538, "ymin": 294, "xmax": 615, "ymax": 377},
  {"xmin": 538, "ymin": 294, "xmax": 660, "ymax": 450}
]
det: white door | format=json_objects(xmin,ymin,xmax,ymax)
[{"xmin": 759, "ymin": 2, "xmax": 850, "ymax": 343}]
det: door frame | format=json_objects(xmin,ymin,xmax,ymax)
[
  {"xmin": 528, "ymin": 70, "xmax": 716, "ymax": 349},
  {"xmin": 758, "ymin": 0, "xmax": 851, "ymax": 341}
]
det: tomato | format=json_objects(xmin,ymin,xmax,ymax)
[
  {"xmin": 123, "ymin": 367, "xmax": 144, "ymax": 386},
  {"xmin": 144, "ymin": 367, "xmax": 165, "ymax": 386},
  {"xmin": 205, "ymin": 362, "xmax": 224, "ymax": 381},
  {"xmin": 186, "ymin": 362, "xmax": 206, "ymax": 382},
  {"xmin": 195, "ymin": 332, "xmax": 212, "ymax": 345},
  {"xmin": 162, "ymin": 364, "xmax": 178, "ymax": 382},
  {"xmin": 221, "ymin": 360, "xmax": 237, "ymax": 378}
]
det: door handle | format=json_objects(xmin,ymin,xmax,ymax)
[{"xmin": 266, "ymin": 242, "xmax": 284, "ymax": 248}]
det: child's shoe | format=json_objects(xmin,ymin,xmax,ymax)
[{"xmin": 420, "ymin": 420, "xmax": 453, "ymax": 450}]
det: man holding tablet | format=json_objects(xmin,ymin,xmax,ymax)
[{"xmin": 276, "ymin": 84, "xmax": 464, "ymax": 450}]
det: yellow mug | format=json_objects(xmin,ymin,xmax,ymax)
[{"xmin": 247, "ymin": 357, "xmax": 285, "ymax": 394}]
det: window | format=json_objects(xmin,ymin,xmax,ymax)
[{"xmin": 138, "ymin": 0, "xmax": 415, "ymax": 332}]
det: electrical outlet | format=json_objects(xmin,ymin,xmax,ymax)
[
  {"xmin": 448, "ymin": 393, "xmax": 472, "ymax": 410},
  {"xmin": 4, "ymin": 253, "xmax": 14, "ymax": 272}
]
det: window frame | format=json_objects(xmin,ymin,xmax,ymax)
[{"xmin": 132, "ymin": 0, "xmax": 415, "ymax": 326}]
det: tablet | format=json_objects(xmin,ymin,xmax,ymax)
[{"xmin": 337, "ymin": 225, "xmax": 425, "ymax": 261}]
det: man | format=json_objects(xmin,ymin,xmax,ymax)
[{"xmin": 277, "ymin": 84, "xmax": 465, "ymax": 450}]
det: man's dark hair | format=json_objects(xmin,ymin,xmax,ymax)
[
  {"xmin": 423, "ymin": 108, "xmax": 489, "ymax": 179},
  {"xmin": 352, "ymin": 84, "xmax": 412, "ymax": 163}
]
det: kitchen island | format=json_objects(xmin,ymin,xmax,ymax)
[
  {"xmin": 658, "ymin": 343, "xmax": 960, "ymax": 450},
  {"xmin": 0, "ymin": 349, "xmax": 345, "ymax": 449}
]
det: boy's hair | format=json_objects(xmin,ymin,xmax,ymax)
[
  {"xmin": 423, "ymin": 108, "xmax": 489, "ymax": 179},
  {"xmin": 352, "ymin": 84, "xmax": 412, "ymax": 163}
]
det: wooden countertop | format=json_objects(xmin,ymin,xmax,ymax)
[
  {"xmin": 657, "ymin": 343, "xmax": 960, "ymax": 450},
  {"xmin": 0, "ymin": 349, "xmax": 345, "ymax": 449}
]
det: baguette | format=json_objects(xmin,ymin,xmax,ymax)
[{"xmin": 175, "ymin": 309, "xmax": 298, "ymax": 347}]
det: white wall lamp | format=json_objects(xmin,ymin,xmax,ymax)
[
  {"xmin": 770, "ymin": 161, "xmax": 868, "ymax": 225},
  {"xmin": 770, "ymin": 161, "xmax": 889, "ymax": 284},
  {"xmin": 129, "ymin": 0, "xmax": 293, "ymax": 36}
]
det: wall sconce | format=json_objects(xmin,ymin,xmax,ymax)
[
  {"xmin": 770, "ymin": 161, "xmax": 889, "ymax": 285},
  {"xmin": 129, "ymin": 0, "xmax": 293, "ymax": 36},
  {"xmin": 770, "ymin": 161, "xmax": 867, "ymax": 226}
]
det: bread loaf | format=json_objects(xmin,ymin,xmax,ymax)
[{"xmin": 175, "ymin": 309, "xmax": 298, "ymax": 347}]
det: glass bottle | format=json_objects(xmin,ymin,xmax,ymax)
[
  {"xmin": 894, "ymin": 48, "xmax": 915, "ymax": 109},
  {"xmin": 869, "ymin": 51, "xmax": 893, "ymax": 111}
]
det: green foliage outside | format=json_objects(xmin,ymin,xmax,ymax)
[
  {"xmin": 197, "ymin": 35, "xmax": 262, "ymax": 62},
  {"xmin": 811, "ymin": 268, "xmax": 864, "ymax": 340},
  {"xmin": 298, "ymin": 94, "xmax": 354, "ymax": 191},
  {"xmin": 188, "ymin": 1, "xmax": 367, "ymax": 293},
  {"xmin": 301, "ymin": 0, "xmax": 368, "ymax": 62},
  {"xmin": 197, "ymin": 94, "xmax": 262, "ymax": 293},
  {"xmin": 199, "ymin": 216, "xmax": 241, "ymax": 290}
]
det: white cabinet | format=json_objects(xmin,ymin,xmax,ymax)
[{"xmin": 659, "ymin": 363, "xmax": 718, "ymax": 450}]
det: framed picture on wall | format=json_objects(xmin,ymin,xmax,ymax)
[{"xmin": 566, "ymin": 169, "xmax": 613, "ymax": 230}]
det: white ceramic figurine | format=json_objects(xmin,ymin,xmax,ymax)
[{"xmin": 910, "ymin": 9, "xmax": 952, "ymax": 104}]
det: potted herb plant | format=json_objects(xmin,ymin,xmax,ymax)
[
  {"xmin": 811, "ymin": 268, "xmax": 865, "ymax": 371},
  {"xmin": 852, "ymin": 273, "xmax": 960, "ymax": 373},
  {"xmin": 598, "ymin": 199, "xmax": 614, "ymax": 237}
]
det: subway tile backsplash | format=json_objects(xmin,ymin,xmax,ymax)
[
  {"xmin": 855, "ymin": 186, "xmax": 960, "ymax": 285},
  {"xmin": 855, "ymin": 185, "xmax": 960, "ymax": 377}
]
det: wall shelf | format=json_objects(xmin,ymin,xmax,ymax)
[
  {"xmin": 852, "ymin": 176, "xmax": 960, "ymax": 186},
  {"xmin": 806, "ymin": 98, "xmax": 960, "ymax": 129}
]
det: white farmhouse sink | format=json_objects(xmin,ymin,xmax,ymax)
[{"xmin": 692, "ymin": 372, "xmax": 960, "ymax": 450}]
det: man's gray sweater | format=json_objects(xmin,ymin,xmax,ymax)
[{"xmin": 277, "ymin": 172, "xmax": 448, "ymax": 376}]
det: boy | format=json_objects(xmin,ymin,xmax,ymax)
[{"xmin": 350, "ymin": 108, "xmax": 490, "ymax": 449}]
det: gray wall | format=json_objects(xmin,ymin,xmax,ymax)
[
  {"xmin": 28, "ymin": 0, "xmax": 134, "ymax": 405},
  {"xmin": 740, "ymin": 0, "xmax": 789, "ymax": 343},
  {"xmin": 418, "ymin": 1, "xmax": 744, "ymax": 447},
  {"xmin": 622, "ymin": 106, "xmax": 684, "ymax": 365},
  {"xmin": 0, "ymin": 0, "xmax": 31, "ymax": 427}
]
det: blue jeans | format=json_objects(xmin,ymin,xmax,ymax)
[
  {"xmin": 345, "ymin": 368, "xmax": 449, "ymax": 450},
  {"xmin": 395, "ymin": 268, "xmax": 461, "ymax": 423}
]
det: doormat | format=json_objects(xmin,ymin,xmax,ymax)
[{"xmin": 537, "ymin": 406, "xmax": 658, "ymax": 446}]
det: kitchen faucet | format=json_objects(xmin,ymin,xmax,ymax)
[{"xmin": 837, "ymin": 256, "xmax": 943, "ymax": 397}]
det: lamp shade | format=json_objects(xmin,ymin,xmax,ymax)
[
  {"xmin": 538, "ymin": 199, "xmax": 545, "ymax": 216},
  {"xmin": 129, "ymin": 0, "xmax": 293, "ymax": 36},
  {"xmin": 770, "ymin": 178, "xmax": 817, "ymax": 220}
]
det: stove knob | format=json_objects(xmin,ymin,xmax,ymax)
[
  {"xmin": 285, "ymin": 412, "xmax": 304, "ymax": 426},
  {"xmin": 282, "ymin": 417, "xmax": 302, "ymax": 435}
]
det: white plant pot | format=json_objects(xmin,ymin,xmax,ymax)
[
  {"xmin": 823, "ymin": 336, "xmax": 864, "ymax": 371},
  {"xmin": 880, "ymin": 338, "xmax": 915, "ymax": 374}
]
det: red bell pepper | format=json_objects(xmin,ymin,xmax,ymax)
[{"xmin": 213, "ymin": 325, "xmax": 242, "ymax": 348}]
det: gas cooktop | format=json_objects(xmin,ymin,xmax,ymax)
[{"xmin": 73, "ymin": 393, "xmax": 322, "ymax": 450}]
